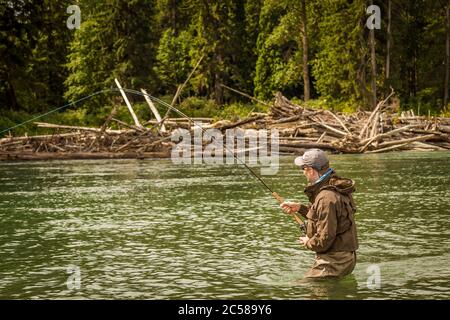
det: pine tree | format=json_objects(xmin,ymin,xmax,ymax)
[
  {"xmin": 64, "ymin": 0, "xmax": 160, "ymax": 110},
  {"xmin": 0, "ymin": 0, "xmax": 70, "ymax": 112},
  {"xmin": 311, "ymin": 0, "xmax": 368, "ymax": 106},
  {"xmin": 254, "ymin": 0, "xmax": 314, "ymax": 101}
]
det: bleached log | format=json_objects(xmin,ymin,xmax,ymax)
[
  {"xmin": 359, "ymin": 124, "xmax": 422, "ymax": 152},
  {"xmin": 0, "ymin": 132, "xmax": 80, "ymax": 144},
  {"xmin": 317, "ymin": 132, "xmax": 326, "ymax": 143},
  {"xmin": 364, "ymin": 142, "xmax": 411, "ymax": 154},
  {"xmin": 215, "ymin": 115, "xmax": 266, "ymax": 131},
  {"xmin": 326, "ymin": 110, "xmax": 351, "ymax": 134},
  {"xmin": 376, "ymin": 134, "xmax": 437, "ymax": 148},
  {"xmin": 141, "ymin": 88, "xmax": 166, "ymax": 133},
  {"xmin": 34, "ymin": 122, "xmax": 129, "ymax": 134},
  {"xmin": 111, "ymin": 118, "xmax": 145, "ymax": 132},
  {"xmin": 359, "ymin": 89, "xmax": 395, "ymax": 138},
  {"xmin": 114, "ymin": 78, "xmax": 142, "ymax": 129}
]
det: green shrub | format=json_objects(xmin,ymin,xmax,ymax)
[{"xmin": 177, "ymin": 97, "xmax": 220, "ymax": 118}]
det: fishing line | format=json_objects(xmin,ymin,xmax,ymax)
[
  {"xmin": 0, "ymin": 87, "xmax": 306, "ymax": 231},
  {"xmin": 0, "ymin": 89, "xmax": 117, "ymax": 136},
  {"xmin": 0, "ymin": 88, "xmax": 275, "ymax": 193}
]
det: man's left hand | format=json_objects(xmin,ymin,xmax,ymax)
[{"xmin": 299, "ymin": 236, "xmax": 309, "ymax": 246}]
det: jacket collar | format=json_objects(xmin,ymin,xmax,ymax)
[{"xmin": 304, "ymin": 169, "xmax": 335, "ymax": 203}]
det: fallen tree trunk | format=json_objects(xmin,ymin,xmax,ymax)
[{"xmin": 0, "ymin": 151, "xmax": 171, "ymax": 161}]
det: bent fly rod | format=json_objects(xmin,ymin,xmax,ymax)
[
  {"xmin": 121, "ymin": 88, "xmax": 307, "ymax": 234},
  {"xmin": 0, "ymin": 87, "xmax": 306, "ymax": 233}
]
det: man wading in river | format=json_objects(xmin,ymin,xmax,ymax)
[{"xmin": 280, "ymin": 149, "xmax": 358, "ymax": 278}]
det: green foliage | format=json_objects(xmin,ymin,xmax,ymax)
[
  {"xmin": 177, "ymin": 97, "xmax": 220, "ymax": 118},
  {"xmin": 154, "ymin": 29, "xmax": 193, "ymax": 92},
  {"xmin": 176, "ymin": 97, "xmax": 267, "ymax": 121},
  {"xmin": 254, "ymin": 0, "xmax": 293, "ymax": 100},
  {"xmin": 64, "ymin": 0, "xmax": 160, "ymax": 111},
  {"xmin": 218, "ymin": 102, "xmax": 268, "ymax": 121},
  {"xmin": 1, "ymin": 0, "xmax": 448, "ymax": 131},
  {"xmin": 0, "ymin": 0, "xmax": 71, "ymax": 113},
  {"xmin": 311, "ymin": 0, "xmax": 366, "ymax": 103}
]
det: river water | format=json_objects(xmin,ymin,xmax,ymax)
[{"xmin": 0, "ymin": 152, "xmax": 449, "ymax": 299}]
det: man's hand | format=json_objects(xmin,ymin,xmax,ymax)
[
  {"xmin": 280, "ymin": 201, "xmax": 300, "ymax": 215},
  {"xmin": 299, "ymin": 236, "xmax": 309, "ymax": 246}
]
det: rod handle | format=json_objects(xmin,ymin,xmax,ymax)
[{"xmin": 272, "ymin": 192, "xmax": 285, "ymax": 204}]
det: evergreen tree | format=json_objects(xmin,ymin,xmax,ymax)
[
  {"xmin": 254, "ymin": 0, "xmax": 314, "ymax": 101},
  {"xmin": 0, "ymin": 0, "xmax": 70, "ymax": 112},
  {"xmin": 64, "ymin": 0, "xmax": 159, "ymax": 109},
  {"xmin": 311, "ymin": 0, "xmax": 368, "ymax": 106}
]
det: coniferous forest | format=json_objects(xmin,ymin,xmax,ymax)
[{"xmin": 1, "ymin": 0, "xmax": 449, "ymax": 135}]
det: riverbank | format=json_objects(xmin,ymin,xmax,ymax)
[{"xmin": 1, "ymin": 93, "xmax": 449, "ymax": 161}]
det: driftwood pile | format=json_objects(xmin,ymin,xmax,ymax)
[
  {"xmin": 0, "ymin": 126, "xmax": 172, "ymax": 161},
  {"xmin": 265, "ymin": 92, "xmax": 450, "ymax": 155},
  {"xmin": 1, "ymin": 90, "xmax": 449, "ymax": 161}
]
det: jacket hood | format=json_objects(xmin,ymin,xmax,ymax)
[
  {"xmin": 304, "ymin": 171, "xmax": 355, "ymax": 202},
  {"xmin": 325, "ymin": 175, "xmax": 356, "ymax": 195}
]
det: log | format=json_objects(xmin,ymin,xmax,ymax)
[
  {"xmin": 278, "ymin": 141, "xmax": 353, "ymax": 153},
  {"xmin": 325, "ymin": 110, "xmax": 351, "ymax": 134},
  {"xmin": 111, "ymin": 118, "xmax": 145, "ymax": 133},
  {"xmin": 48, "ymin": 143, "xmax": 66, "ymax": 152},
  {"xmin": 364, "ymin": 142, "xmax": 411, "ymax": 154},
  {"xmin": 166, "ymin": 117, "xmax": 213, "ymax": 122},
  {"xmin": 411, "ymin": 141, "xmax": 446, "ymax": 150},
  {"xmin": 0, "ymin": 132, "xmax": 80, "ymax": 144},
  {"xmin": 316, "ymin": 122, "xmax": 348, "ymax": 137},
  {"xmin": 114, "ymin": 78, "xmax": 142, "ymax": 129},
  {"xmin": 216, "ymin": 115, "xmax": 266, "ymax": 131},
  {"xmin": 34, "ymin": 122, "xmax": 129, "ymax": 134},
  {"xmin": 359, "ymin": 89, "xmax": 395, "ymax": 138},
  {"xmin": 437, "ymin": 125, "xmax": 450, "ymax": 133},
  {"xmin": 269, "ymin": 115, "xmax": 303, "ymax": 124},
  {"xmin": 0, "ymin": 151, "xmax": 171, "ymax": 161},
  {"xmin": 376, "ymin": 134, "xmax": 437, "ymax": 148},
  {"xmin": 359, "ymin": 124, "xmax": 422, "ymax": 151},
  {"xmin": 278, "ymin": 146, "xmax": 305, "ymax": 154},
  {"xmin": 141, "ymin": 88, "xmax": 166, "ymax": 133},
  {"xmin": 317, "ymin": 132, "xmax": 326, "ymax": 143}
]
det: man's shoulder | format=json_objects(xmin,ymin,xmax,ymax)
[{"xmin": 315, "ymin": 188, "xmax": 340, "ymax": 203}]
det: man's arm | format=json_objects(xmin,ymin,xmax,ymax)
[
  {"xmin": 304, "ymin": 192, "xmax": 338, "ymax": 253},
  {"xmin": 280, "ymin": 202, "xmax": 309, "ymax": 218}
]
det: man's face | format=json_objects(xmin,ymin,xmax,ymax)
[{"xmin": 302, "ymin": 166, "xmax": 319, "ymax": 184}]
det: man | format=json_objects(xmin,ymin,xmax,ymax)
[{"xmin": 281, "ymin": 149, "xmax": 358, "ymax": 278}]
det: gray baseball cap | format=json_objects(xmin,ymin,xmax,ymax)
[{"xmin": 294, "ymin": 149, "xmax": 329, "ymax": 170}]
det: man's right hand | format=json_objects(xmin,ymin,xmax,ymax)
[{"xmin": 280, "ymin": 201, "xmax": 301, "ymax": 215}]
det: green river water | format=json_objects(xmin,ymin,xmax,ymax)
[{"xmin": 0, "ymin": 151, "xmax": 449, "ymax": 299}]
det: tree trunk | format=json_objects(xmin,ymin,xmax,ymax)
[
  {"xmin": 386, "ymin": 0, "xmax": 391, "ymax": 80},
  {"xmin": 370, "ymin": 22, "xmax": 377, "ymax": 109},
  {"xmin": 300, "ymin": 0, "xmax": 310, "ymax": 101},
  {"xmin": 6, "ymin": 77, "xmax": 18, "ymax": 111},
  {"xmin": 444, "ymin": 4, "xmax": 449, "ymax": 110},
  {"xmin": 213, "ymin": 53, "xmax": 224, "ymax": 105}
]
